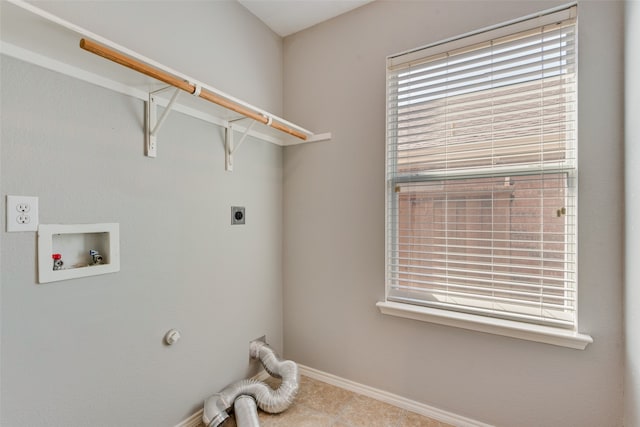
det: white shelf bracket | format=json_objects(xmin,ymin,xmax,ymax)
[
  {"xmin": 225, "ymin": 119, "xmax": 257, "ymax": 171},
  {"xmin": 145, "ymin": 86, "xmax": 182, "ymax": 157}
]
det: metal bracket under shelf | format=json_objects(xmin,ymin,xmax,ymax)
[
  {"xmin": 225, "ymin": 118, "xmax": 257, "ymax": 171},
  {"xmin": 145, "ymin": 84, "xmax": 202, "ymax": 158},
  {"xmin": 146, "ymin": 86, "xmax": 181, "ymax": 157}
]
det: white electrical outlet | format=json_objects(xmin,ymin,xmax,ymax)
[{"xmin": 6, "ymin": 195, "xmax": 38, "ymax": 232}]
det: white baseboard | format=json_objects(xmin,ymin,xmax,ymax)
[
  {"xmin": 298, "ymin": 364, "xmax": 494, "ymax": 427},
  {"xmin": 176, "ymin": 366, "xmax": 492, "ymax": 427},
  {"xmin": 175, "ymin": 409, "xmax": 203, "ymax": 427}
]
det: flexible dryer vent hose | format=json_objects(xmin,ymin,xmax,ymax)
[
  {"xmin": 202, "ymin": 341, "xmax": 300, "ymax": 427},
  {"xmin": 233, "ymin": 396, "xmax": 260, "ymax": 427}
]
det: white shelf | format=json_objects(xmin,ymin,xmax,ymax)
[{"xmin": 0, "ymin": 0, "xmax": 330, "ymax": 148}]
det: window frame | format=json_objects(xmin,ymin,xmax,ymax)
[{"xmin": 378, "ymin": 3, "xmax": 592, "ymax": 349}]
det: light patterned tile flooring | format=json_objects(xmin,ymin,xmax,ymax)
[{"xmin": 198, "ymin": 375, "xmax": 454, "ymax": 427}]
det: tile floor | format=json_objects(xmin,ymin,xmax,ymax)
[{"xmin": 197, "ymin": 375, "xmax": 454, "ymax": 427}]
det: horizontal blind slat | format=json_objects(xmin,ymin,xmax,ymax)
[{"xmin": 390, "ymin": 283, "xmax": 575, "ymax": 306}]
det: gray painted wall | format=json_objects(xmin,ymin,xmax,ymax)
[
  {"xmin": 283, "ymin": 1, "xmax": 624, "ymax": 426},
  {"xmin": 626, "ymin": 1, "xmax": 640, "ymax": 425},
  {"xmin": 1, "ymin": 2, "xmax": 284, "ymax": 426}
]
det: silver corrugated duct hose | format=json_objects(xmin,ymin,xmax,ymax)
[
  {"xmin": 233, "ymin": 396, "xmax": 260, "ymax": 427},
  {"xmin": 202, "ymin": 341, "xmax": 300, "ymax": 427}
]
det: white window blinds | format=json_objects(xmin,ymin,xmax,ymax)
[{"xmin": 386, "ymin": 6, "xmax": 577, "ymax": 328}]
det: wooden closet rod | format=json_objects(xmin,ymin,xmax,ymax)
[{"xmin": 79, "ymin": 38, "xmax": 307, "ymax": 141}]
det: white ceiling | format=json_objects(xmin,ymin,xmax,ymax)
[{"xmin": 237, "ymin": 0, "xmax": 374, "ymax": 37}]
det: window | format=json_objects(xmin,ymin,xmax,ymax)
[{"xmin": 384, "ymin": 6, "xmax": 581, "ymax": 333}]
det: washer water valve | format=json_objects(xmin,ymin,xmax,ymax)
[
  {"xmin": 89, "ymin": 249, "xmax": 103, "ymax": 265},
  {"xmin": 52, "ymin": 253, "xmax": 63, "ymax": 271}
]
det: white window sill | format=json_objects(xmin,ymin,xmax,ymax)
[{"xmin": 376, "ymin": 301, "xmax": 593, "ymax": 350}]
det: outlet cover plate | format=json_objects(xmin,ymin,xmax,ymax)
[
  {"xmin": 6, "ymin": 195, "xmax": 38, "ymax": 232},
  {"xmin": 231, "ymin": 206, "xmax": 245, "ymax": 225}
]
